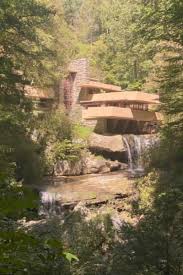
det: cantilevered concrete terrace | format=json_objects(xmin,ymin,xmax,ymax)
[
  {"xmin": 24, "ymin": 85, "xmax": 55, "ymax": 112},
  {"xmin": 82, "ymin": 107, "xmax": 162, "ymax": 122},
  {"xmin": 80, "ymin": 84, "xmax": 162, "ymax": 123},
  {"xmin": 80, "ymin": 91, "xmax": 160, "ymax": 105},
  {"xmin": 80, "ymin": 81, "xmax": 122, "ymax": 92},
  {"xmin": 24, "ymin": 85, "xmax": 54, "ymax": 99}
]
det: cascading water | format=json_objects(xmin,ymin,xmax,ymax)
[
  {"xmin": 133, "ymin": 135, "xmax": 143, "ymax": 171},
  {"xmin": 122, "ymin": 134, "xmax": 158, "ymax": 175},
  {"xmin": 122, "ymin": 136, "xmax": 133, "ymax": 170},
  {"xmin": 39, "ymin": 191, "xmax": 60, "ymax": 216}
]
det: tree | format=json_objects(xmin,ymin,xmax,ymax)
[
  {"xmin": 0, "ymin": 0, "xmax": 77, "ymax": 272},
  {"xmin": 65, "ymin": 0, "xmax": 156, "ymax": 88},
  {"xmin": 130, "ymin": 1, "xmax": 183, "ymax": 274}
]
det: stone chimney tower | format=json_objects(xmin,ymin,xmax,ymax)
[{"xmin": 60, "ymin": 58, "xmax": 89, "ymax": 121}]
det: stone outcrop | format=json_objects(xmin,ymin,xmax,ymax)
[
  {"xmin": 54, "ymin": 152, "xmax": 126, "ymax": 176},
  {"xmin": 82, "ymin": 153, "xmax": 124, "ymax": 174},
  {"xmin": 54, "ymin": 160, "xmax": 83, "ymax": 176},
  {"xmin": 89, "ymin": 133, "xmax": 126, "ymax": 153}
]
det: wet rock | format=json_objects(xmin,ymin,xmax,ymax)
[
  {"xmin": 86, "ymin": 199, "xmax": 109, "ymax": 207},
  {"xmin": 111, "ymin": 215, "xmax": 123, "ymax": 230},
  {"xmin": 62, "ymin": 202, "xmax": 77, "ymax": 210},
  {"xmin": 54, "ymin": 152, "xmax": 123, "ymax": 176},
  {"xmin": 54, "ymin": 160, "xmax": 83, "ymax": 176},
  {"xmin": 114, "ymin": 193, "xmax": 129, "ymax": 200},
  {"xmin": 109, "ymin": 161, "xmax": 127, "ymax": 171},
  {"xmin": 89, "ymin": 133, "xmax": 126, "ymax": 153},
  {"xmin": 83, "ymin": 154, "xmax": 110, "ymax": 174},
  {"xmin": 74, "ymin": 202, "xmax": 90, "ymax": 216}
]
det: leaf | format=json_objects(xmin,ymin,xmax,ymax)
[{"xmin": 63, "ymin": 252, "xmax": 79, "ymax": 263}]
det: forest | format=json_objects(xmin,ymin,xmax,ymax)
[{"xmin": 0, "ymin": 0, "xmax": 183, "ymax": 274}]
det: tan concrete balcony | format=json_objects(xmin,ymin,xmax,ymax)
[
  {"xmin": 82, "ymin": 107, "xmax": 163, "ymax": 122},
  {"xmin": 80, "ymin": 81, "xmax": 122, "ymax": 92},
  {"xmin": 80, "ymin": 91, "xmax": 160, "ymax": 104},
  {"xmin": 24, "ymin": 85, "xmax": 55, "ymax": 99}
]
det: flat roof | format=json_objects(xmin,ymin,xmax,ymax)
[
  {"xmin": 80, "ymin": 91, "xmax": 160, "ymax": 104},
  {"xmin": 24, "ymin": 85, "xmax": 54, "ymax": 99},
  {"xmin": 83, "ymin": 107, "xmax": 163, "ymax": 122},
  {"xmin": 80, "ymin": 81, "xmax": 122, "ymax": 92}
]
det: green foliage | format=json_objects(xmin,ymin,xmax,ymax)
[
  {"xmin": 0, "ymin": 0, "xmax": 55, "ymax": 185},
  {"xmin": 36, "ymin": 110, "xmax": 87, "ymax": 172},
  {"xmin": 0, "ymin": 229, "xmax": 69, "ymax": 274},
  {"xmin": 138, "ymin": 171, "xmax": 157, "ymax": 210},
  {"xmin": 63, "ymin": 252, "xmax": 79, "ymax": 263},
  {"xmin": 52, "ymin": 139, "xmax": 84, "ymax": 162},
  {"xmin": 36, "ymin": 213, "xmax": 116, "ymax": 275},
  {"xmin": 37, "ymin": 110, "xmax": 73, "ymax": 145},
  {"xmin": 43, "ymin": 0, "xmax": 78, "ymax": 82},
  {"xmin": 62, "ymin": 0, "xmax": 83, "ymax": 27},
  {"xmin": 0, "ymin": 174, "xmax": 71, "ymax": 273},
  {"xmin": 134, "ymin": 1, "xmax": 183, "ymax": 274},
  {"xmin": 0, "ymin": 1, "xmax": 79, "ymax": 273},
  {"xmin": 0, "ymin": 0, "xmax": 52, "ymax": 86},
  {"xmin": 61, "ymin": 0, "xmax": 156, "ymax": 88},
  {"xmin": 0, "ymin": 181, "xmax": 38, "ymax": 219},
  {"xmin": 73, "ymin": 124, "xmax": 92, "ymax": 140}
]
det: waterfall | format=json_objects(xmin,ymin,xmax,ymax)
[
  {"xmin": 133, "ymin": 135, "xmax": 143, "ymax": 171},
  {"xmin": 133, "ymin": 135, "xmax": 142, "ymax": 157},
  {"xmin": 122, "ymin": 136, "xmax": 133, "ymax": 170},
  {"xmin": 122, "ymin": 134, "xmax": 158, "ymax": 174},
  {"xmin": 39, "ymin": 191, "xmax": 60, "ymax": 216}
]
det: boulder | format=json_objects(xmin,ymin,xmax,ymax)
[
  {"xmin": 54, "ymin": 152, "xmax": 124, "ymax": 176},
  {"xmin": 89, "ymin": 133, "xmax": 125, "ymax": 153},
  {"xmin": 83, "ymin": 154, "xmax": 111, "ymax": 174},
  {"xmin": 108, "ymin": 160, "xmax": 127, "ymax": 171},
  {"xmin": 54, "ymin": 160, "xmax": 83, "ymax": 176}
]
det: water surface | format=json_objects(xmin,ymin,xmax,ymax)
[{"xmin": 43, "ymin": 171, "xmax": 135, "ymax": 203}]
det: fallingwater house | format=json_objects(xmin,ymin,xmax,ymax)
[
  {"xmin": 23, "ymin": 58, "xmax": 162, "ymax": 134},
  {"xmin": 61, "ymin": 59, "xmax": 162, "ymax": 135},
  {"xmin": 23, "ymin": 59, "xmax": 163, "ymax": 171},
  {"xmin": 12, "ymin": 69, "xmax": 55, "ymax": 113},
  {"xmin": 24, "ymin": 85, "xmax": 55, "ymax": 113}
]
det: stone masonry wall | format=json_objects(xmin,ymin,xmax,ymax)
[
  {"xmin": 60, "ymin": 58, "xmax": 98, "ymax": 129},
  {"xmin": 68, "ymin": 59, "xmax": 89, "ymax": 121}
]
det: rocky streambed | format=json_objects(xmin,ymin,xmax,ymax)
[
  {"xmin": 39, "ymin": 172, "xmax": 139, "ymax": 225},
  {"xmin": 27, "ymin": 133, "xmax": 158, "ymax": 228}
]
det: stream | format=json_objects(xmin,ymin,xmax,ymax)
[
  {"xmin": 39, "ymin": 171, "xmax": 136, "ymax": 219},
  {"xmin": 39, "ymin": 134, "xmax": 158, "ymax": 219}
]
